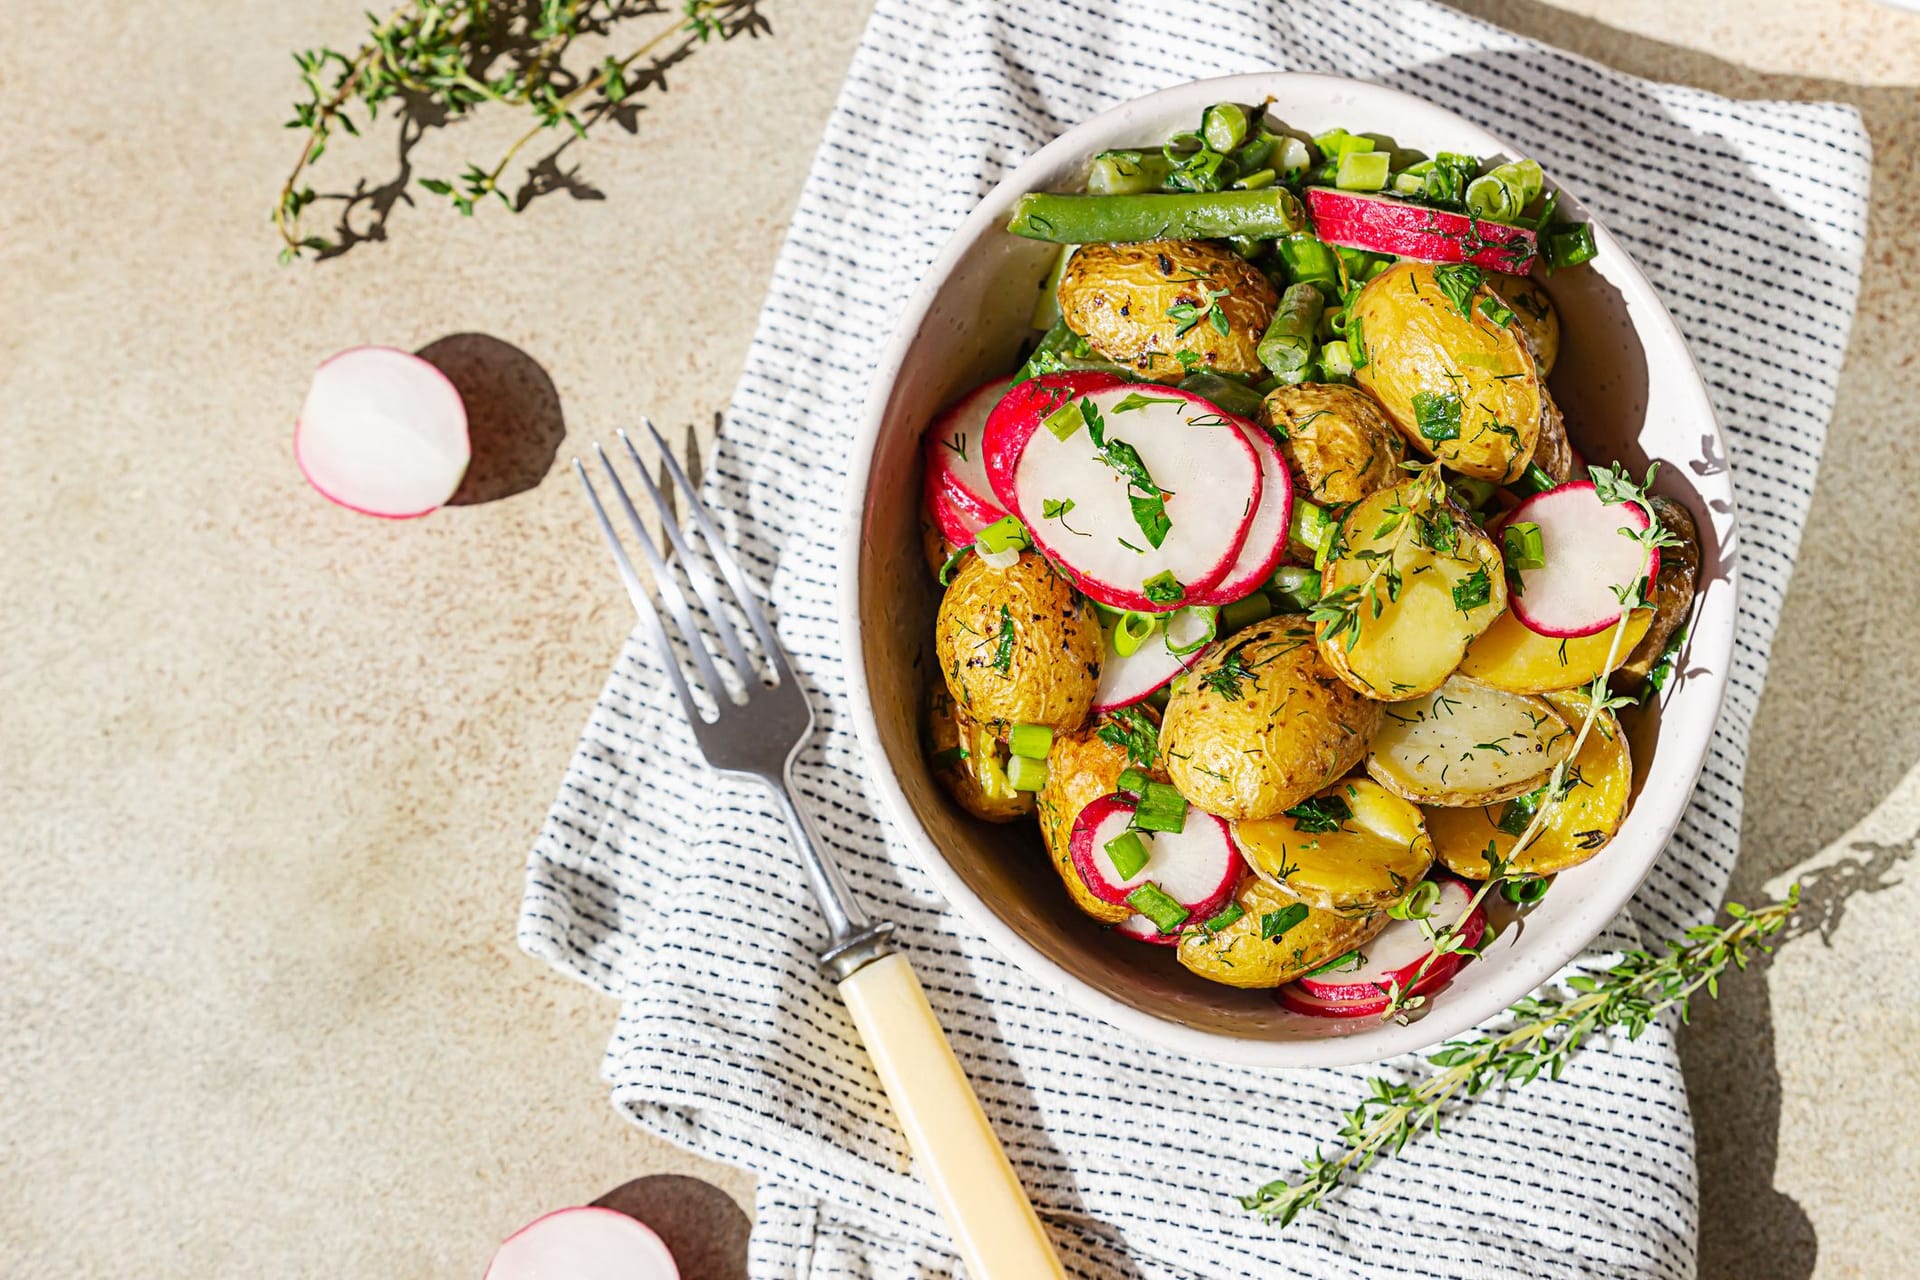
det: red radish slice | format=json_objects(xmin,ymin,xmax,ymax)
[
  {"xmin": 1115, "ymin": 914, "xmax": 1182, "ymax": 946},
  {"xmin": 1091, "ymin": 619, "xmax": 1211, "ymax": 712},
  {"xmin": 485, "ymin": 1206, "xmax": 680, "ymax": 1280},
  {"xmin": 1298, "ymin": 878, "xmax": 1487, "ymax": 1001},
  {"xmin": 1504, "ymin": 481, "xmax": 1658, "ymax": 638},
  {"xmin": 1189, "ymin": 422, "xmax": 1293, "ymax": 606},
  {"xmin": 1279, "ymin": 951, "xmax": 1472, "ymax": 1019},
  {"xmin": 923, "ymin": 463, "xmax": 985, "ymax": 545},
  {"xmin": 1069, "ymin": 792, "xmax": 1243, "ymax": 921},
  {"xmin": 983, "ymin": 373, "xmax": 1262, "ymax": 611},
  {"xmin": 295, "ymin": 346, "xmax": 470, "ymax": 518},
  {"xmin": 1305, "ymin": 187, "xmax": 1538, "ymax": 275},
  {"xmin": 922, "ymin": 378, "xmax": 1012, "ymax": 530}
]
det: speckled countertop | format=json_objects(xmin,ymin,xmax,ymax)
[{"xmin": 2, "ymin": 2, "xmax": 1915, "ymax": 1276}]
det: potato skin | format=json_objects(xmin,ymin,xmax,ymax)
[
  {"xmin": 1036, "ymin": 719, "xmax": 1143, "ymax": 924},
  {"xmin": 1261, "ymin": 383, "xmax": 1406, "ymax": 505},
  {"xmin": 1159, "ymin": 617, "xmax": 1382, "ymax": 820},
  {"xmin": 926, "ymin": 686, "xmax": 1034, "ymax": 823},
  {"xmin": 1490, "ymin": 272, "xmax": 1560, "ymax": 377},
  {"xmin": 1351, "ymin": 262, "xmax": 1544, "ymax": 482},
  {"xmin": 1533, "ymin": 385, "xmax": 1574, "ymax": 483},
  {"xmin": 937, "ymin": 551, "xmax": 1102, "ymax": 734},
  {"xmin": 1620, "ymin": 496, "xmax": 1700, "ymax": 688},
  {"xmin": 1058, "ymin": 240, "xmax": 1278, "ymax": 383},
  {"xmin": 1177, "ymin": 875, "xmax": 1388, "ymax": 989}
]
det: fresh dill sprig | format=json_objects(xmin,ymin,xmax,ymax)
[{"xmin": 1240, "ymin": 889, "xmax": 1801, "ymax": 1227}]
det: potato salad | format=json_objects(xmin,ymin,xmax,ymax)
[{"xmin": 918, "ymin": 102, "xmax": 1698, "ymax": 1019}]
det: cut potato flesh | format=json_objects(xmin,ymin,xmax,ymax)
[
  {"xmin": 1457, "ymin": 607, "xmax": 1652, "ymax": 694},
  {"xmin": 1316, "ymin": 479, "xmax": 1506, "ymax": 700},
  {"xmin": 1235, "ymin": 777, "xmax": 1435, "ymax": 913},
  {"xmin": 1426, "ymin": 689, "xmax": 1632, "ymax": 878},
  {"xmin": 1367, "ymin": 675, "xmax": 1573, "ymax": 806}
]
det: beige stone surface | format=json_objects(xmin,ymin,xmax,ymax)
[{"xmin": 1, "ymin": 2, "xmax": 1914, "ymax": 1277}]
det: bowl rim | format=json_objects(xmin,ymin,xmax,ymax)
[{"xmin": 838, "ymin": 71, "xmax": 1736, "ymax": 1068}]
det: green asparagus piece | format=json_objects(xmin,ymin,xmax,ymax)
[
  {"xmin": 1258, "ymin": 283, "xmax": 1326, "ymax": 384},
  {"xmin": 1006, "ymin": 188, "xmax": 1305, "ymax": 244},
  {"xmin": 1275, "ymin": 234, "xmax": 1341, "ymax": 290}
]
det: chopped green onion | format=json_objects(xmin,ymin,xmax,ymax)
[
  {"xmin": 1546, "ymin": 222, "xmax": 1597, "ymax": 269},
  {"xmin": 1042, "ymin": 397, "xmax": 1084, "ymax": 441},
  {"xmin": 1335, "ymin": 150, "xmax": 1390, "ymax": 191},
  {"xmin": 1477, "ymin": 293, "xmax": 1517, "ymax": 329},
  {"xmin": 1269, "ymin": 565, "xmax": 1322, "ymax": 612},
  {"xmin": 1201, "ymin": 102, "xmax": 1250, "ymax": 152},
  {"xmin": 1272, "ymin": 134, "xmax": 1313, "ymax": 181},
  {"xmin": 1289, "ymin": 501, "xmax": 1336, "ymax": 558},
  {"xmin": 1105, "ymin": 830, "xmax": 1151, "ymax": 880},
  {"xmin": 1116, "ymin": 767, "xmax": 1152, "ymax": 796},
  {"xmin": 1304, "ymin": 947, "xmax": 1362, "ymax": 978},
  {"xmin": 1005, "ymin": 753, "xmax": 1049, "ymax": 792},
  {"xmin": 1496, "ymin": 786, "xmax": 1546, "ymax": 837},
  {"xmin": 1230, "ymin": 133, "xmax": 1275, "ymax": 174},
  {"xmin": 1466, "ymin": 160, "xmax": 1542, "ymax": 224},
  {"xmin": 1312, "ymin": 128, "xmax": 1374, "ymax": 160},
  {"xmin": 1142, "ymin": 570, "xmax": 1185, "ymax": 607},
  {"xmin": 1387, "ymin": 879, "xmax": 1442, "ymax": 920},
  {"xmin": 1199, "ymin": 902, "xmax": 1245, "ymax": 934},
  {"xmin": 1112, "ymin": 610, "xmax": 1157, "ymax": 658},
  {"xmin": 936, "ymin": 542, "xmax": 972, "ymax": 586},
  {"xmin": 1510, "ymin": 463, "xmax": 1557, "ymax": 497},
  {"xmin": 1503, "ymin": 520, "xmax": 1545, "ymax": 571},
  {"xmin": 1088, "ymin": 149, "xmax": 1174, "ymax": 195},
  {"xmin": 929, "ymin": 745, "xmax": 967, "ymax": 769},
  {"xmin": 1318, "ymin": 334, "xmax": 1357, "ymax": 381},
  {"xmin": 1132, "ymin": 780, "xmax": 1190, "ymax": 834},
  {"xmin": 1030, "ymin": 244, "xmax": 1075, "ymax": 331},
  {"xmin": 1502, "ymin": 875, "xmax": 1553, "ymax": 905},
  {"xmin": 1232, "ymin": 167, "xmax": 1276, "ymax": 190},
  {"xmin": 1163, "ymin": 606, "xmax": 1218, "ymax": 656},
  {"xmin": 975, "ymin": 515, "xmax": 1030, "ymax": 555},
  {"xmin": 1126, "ymin": 882, "xmax": 1190, "ymax": 933},
  {"xmin": 1007, "ymin": 723, "xmax": 1053, "ymax": 760},
  {"xmin": 1260, "ymin": 902, "xmax": 1309, "ymax": 940},
  {"xmin": 1220, "ymin": 590, "xmax": 1273, "ymax": 634},
  {"xmin": 1449, "ymin": 477, "xmax": 1498, "ymax": 511},
  {"xmin": 1423, "ymin": 152, "xmax": 1478, "ymax": 206},
  {"xmin": 1493, "ymin": 158, "xmax": 1544, "ymax": 207}
]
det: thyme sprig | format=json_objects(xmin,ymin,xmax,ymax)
[
  {"xmin": 1241, "ymin": 889, "xmax": 1801, "ymax": 1226},
  {"xmin": 274, "ymin": 0, "xmax": 763, "ymax": 262}
]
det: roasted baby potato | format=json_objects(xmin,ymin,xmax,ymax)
[
  {"xmin": 1260, "ymin": 382, "xmax": 1406, "ymax": 505},
  {"xmin": 1533, "ymin": 386, "xmax": 1574, "ymax": 483},
  {"xmin": 1036, "ymin": 715, "xmax": 1152, "ymax": 925},
  {"xmin": 1057, "ymin": 240, "xmax": 1278, "ymax": 382},
  {"xmin": 926, "ymin": 686, "xmax": 1034, "ymax": 823},
  {"xmin": 1490, "ymin": 272, "xmax": 1560, "ymax": 376},
  {"xmin": 1620, "ymin": 496, "xmax": 1700, "ymax": 689},
  {"xmin": 937, "ymin": 550, "xmax": 1102, "ymax": 733},
  {"xmin": 1457, "ymin": 607, "xmax": 1652, "ymax": 694},
  {"xmin": 1235, "ymin": 776, "xmax": 1436, "ymax": 914},
  {"xmin": 1177, "ymin": 874, "xmax": 1388, "ymax": 989},
  {"xmin": 1159, "ymin": 618, "xmax": 1381, "ymax": 820},
  {"xmin": 1315, "ymin": 476, "xmax": 1507, "ymax": 700},
  {"xmin": 1350, "ymin": 262, "xmax": 1544, "ymax": 482},
  {"xmin": 1367, "ymin": 675, "xmax": 1573, "ymax": 806},
  {"xmin": 1428, "ymin": 689, "xmax": 1632, "ymax": 878}
]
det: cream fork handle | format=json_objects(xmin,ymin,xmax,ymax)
[{"xmin": 837, "ymin": 952, "xmax": 1067, "ymax": 1279}]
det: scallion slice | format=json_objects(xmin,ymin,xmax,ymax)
[
  {"xmin": 1219, "ymin": 590, "xmax": 1273, "ymax": 634},
  {"xmin": 1289, "ymin": 500, "xmax": 1336, "ymax": 558},
  {"xmin": 1311, "ymin": 128, "xmax": 1373, "ymax": 160},
  {"xmin": 1303, "ymin": 947, "xmax": 1363, "ymax": 978},
  {"xmin": 1200, "ymin": 902, "xmax": 1245, "ymax": 934},
  {"xmin": 975, "ymin": 514, "xmax": 1030, "ymax": 555},
  {"xmin": 1270, "ymin": 565, "xmax": 1322, "ymax": 612},
  {"xmin": 1510, "ymin": 463, "xmax": 1557, "ymax": 497},
  {"xmin": 1502, "ymin": 520, "xmax": 1546, "ymax": 572},
  {"xmin": 1126, "ymin": 882, "xmax": 1190, "ymax": 934},
  {"xmin": 1115, "ymin": 767, "xmax": 1152, "ymax": 797},
  {"xmin": 1201, "ymin": 102, "xmax": 1250, "ymax": 152},
  {"xmin": 1042, "ymin": 397, "xmax": 1084, "ymax": 441},
  {"xmin": 1005, "ymin": 753, "xmax": 1049, "ymax": 793},
  {"xmin": 1112, "ymin": 610, "xmax": 1156, "ymax": 658},
  {"xmin": 1132, "ymin": 780, "xmax": 1189, "ymax": 834},
  {"xmin": 1502, "ymin": 875, "xmax": 1553, "ymax": 905},
  {"xmin": 1334, "ymin": 150, "xmax": 1390, "ymax": 191},
  {"xmin": 1163, "ymin": 605, "xmax": 1218, "ymax": 655},
  {"xmin": 1105, "ymin": 830, "xmax": 1150, "ymax": 880},
  {"xmin": 1007, "ymin": 723, "xmax": 1053, "ymax": 760},
  {"xmin": 1546, "ymin": 223, "xmax": 1597, "ymax": 269}
]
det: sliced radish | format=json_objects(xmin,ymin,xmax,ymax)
[
  {"xmin": 1115, "ymin": 914, "xmax": 1182, "ymax": 946},
  {"xmin": 295, "ymin": 346, "xmax": 470, "ymax": 518},
  {"xmin": 1190, "ymin": 422, "xmax": 1293, "ymax": 606},
  {"xmin": 1503, "ymin": 481, "xmax": 1658, "ymax": 638},
  {"xmin": 923, "ymin": 463, "xmax": 985, "ymax": 546},
  {"xmin": 1305, "ymin": 187, "xmax": 1538, "ymax": 275},
  {"xmin": 983, "ymin": 373, "xmax": 1261, "ymax": 611},
  {"xmin": 1298, "ymin": 878, "xmax": 1487, "ymax": 1001},
  {"xmin": 1279, "ymin": 952, "xmax": 1474, "ymax": 1019},
  {"xmin": 922, "ymin": 377, "xmax": 1012, "ymax": 531},
  {"xmin": 1069, "ymin": 792, "xmax": 1243, "ymax": 921},
  {"xmin": 1092, "ymin": 617, "xmax": 1211, "ymax": 712},
  {"xmin": 485, "ymin": 1206, "xmax": 680, "ymax": 1280}
]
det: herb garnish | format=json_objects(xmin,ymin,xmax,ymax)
[
  {"xmin": 1168, "ymin": 286, "xmax": 1232, "ymax": 338},
  {"xmin": 1451, "ymin": 566, "xmax": 1492, "ymax": 613},
  {"xmin": 1082, "ymin": 399, "xmax": 1172, "ymax": 549},
  {"xmin": 1096, "ymin": 705, "xmax": 1160, "ymax": 768},
  {"xmin": 1412, "ymin": 390, "xmax": 1463, "ymax": 443},
  {"xmin": 1261, "ymin": 903, "xmax": 1310, "ymax": 940},
  {"xmin": 991, "ymin": 605, "xmax": 1015, "ymax": 675},
  {"xmin": 1431, "ymin": 263, "xmax": 1485, "ymax": 317},
  {"xmin": 1283, "ymin": 794, "xmax": 1351, "ymax": 834}
]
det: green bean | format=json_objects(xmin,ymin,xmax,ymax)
[
  {"xmin": 1276, "ymin": 234, "xmax": 1340, "ymax": 290},
  {"xmin": 1088, "ymin": 150, "xmax": 1174, "ymax": 196},
  {"xmin": 1178, "ymin": 371, "xmax": 1268, "ymax": 420},
  {"xmin": 1018, "ymin": 320, "xmax": 1132, "ymax": 381},
  {"xmin": 1006, "ymin": 188, "xmax": 1305, "ymax": 244},
  {"xmin": 1258, "ymin": 283, "xmax": 1325, "ymax": 384}
]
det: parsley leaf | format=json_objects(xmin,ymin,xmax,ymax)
[
  {"xmin": 1451, "ymin": 566, "xmax": 1492, "ymax": 612},
  {"xmin": 1431, "ymin": 263, "xmax": 1485, "ymax": 317},
  {"xmin": 1261, "ymin": 903, "xmax": 1310, "ymax": 941},
  {"xmin": 1412, "ymin": 390, "xmax": 1462, "ymax": 443},
  {"xmin": 1284, "ymin": 794, "xmax": 1352, "ymax": 834},
  {"xmin": 991, "ymin": 605, "xmax": 1015, "ymax": 674}
]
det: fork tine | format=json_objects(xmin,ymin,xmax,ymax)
[
  {"xmin": 643, "ymin": 418, "xmax": 784, "ymax": 667},
  {"xmin": 592, "ymin": 444, "xmax": 733, "ymax": 708},
  {"xmin": 572, "ymin": 460, "xmax": 703, "ymax": 723},
  {"xmin": 616, "ymin": 430, "xmax": 758, "ymax": 684}
]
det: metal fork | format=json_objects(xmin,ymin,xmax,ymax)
[{"xmin": 575, "ymin": 425, "xmax": 1064, "ymax": 1280}]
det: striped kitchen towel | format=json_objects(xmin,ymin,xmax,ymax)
[{"xmin": 519, "ymin": 1, "xmax": 1869, "ymax": 1275}]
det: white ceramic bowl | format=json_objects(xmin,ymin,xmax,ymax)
[{"xmin": 841, "ymin": 73, "xmax": 1734, "ymax": 1067}]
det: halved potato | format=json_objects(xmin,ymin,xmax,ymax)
[
  {"xmin": 1315, "ymin": 477, "xmax": 1507, "ymax": 700},
  {"xmin": 1177, "ymin": 874, "xmax": 1388, "ymax": 989},
  {"xmin": 1260, "ymin": 382, "xmax": 1405, "ymax": 506},
  {"xmin": 1620, "ymin": 496, "xmax": 1700, "ymax": 689},
  {"xmin": 1235, "ymin": 776, "xmax": 1435, "ymax": 914},
  {"xmin": 927, "ymin": 687, "xmax": 1035, "ymax": 823},
  {"xmin": 1367, "ymin": 675, "xmax": 1574, "ymax": 806},
  {"xmin": 1057, "ymin": 240, "xmax": 1278, "ymax": 382},
  {"xmin": 1036, "ymin": 718, "xmax": 1143, "ymax": 924},
  {"xmin": 1350, "ymin": 262, "xmax": 1544, "ymax": 482},
  {"xmin": 936, "ymin": 550, "xmax": 1102, "ymax": 733},
  {"xmin": 1533, "ymin": 386, "xmax": 1574, "ymax": 483},
  {"xmin": 1489, "ymin": 272, "xmax": 1560, "ymax": 376},
  {"xmin": 1428, "ymin": 688, "xmax": 1632, "ymax": 878},
  {"xmin": 1457, "ymin": 607, "xmax": 1652, "ymax": 694}
]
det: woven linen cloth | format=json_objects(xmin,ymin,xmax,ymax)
[{"xmin": 520, "ymin": 1, "xmax": 1869, "ymax": 1274}]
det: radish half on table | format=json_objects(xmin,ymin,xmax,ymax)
[
  {"xmin": 982, "ymin": 372, "xmax": 1262, "ymax": 611},
  {"xmin": 1305, "ymin": 187, "xmax": 1538, "ymax": 274},
  {"xmin": 1069, "ymin": 792, "xmax": 1243, "ymax": 925},
  {"xmin": 484, "ymin": 1206, "xmax": 680, "ymax": 1280},
  {"xmin": 1091, "ymin": 607, "xmax": 1215, "ymax": 711},
  {"xmin": 1503, "ymin": 481, "xmax": 1658, "ymax": 638},
  {"xmin": 295, "ymin": 346, "xmax": 471, "ymax": 518},
  {"xmin": 922, "ymin": 376, "xmax": 1012, "ymax": 533}
]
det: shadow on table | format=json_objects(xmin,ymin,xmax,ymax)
[
  {"xmin": 417, "ymin": 333, "xmax": 567, "ymax": 505},
  {"xmin": 594, "ymin": 1174, "xmax": 752, "ymax": 1278},
  {"xmin": 1434, "ymin": 6, "xmax": 1920, "ymax": 1279}
]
